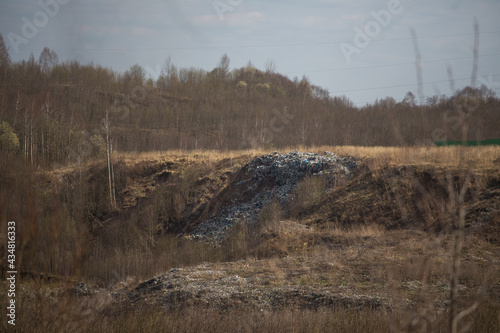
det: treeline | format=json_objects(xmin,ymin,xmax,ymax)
[{"xmin": 1, "ymin": 34, "xmax": 499, "ymax": 168}]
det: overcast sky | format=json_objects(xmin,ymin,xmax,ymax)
[{"xmin": 1, "ymin": 0, "xmax": 499, "ymax": 106}]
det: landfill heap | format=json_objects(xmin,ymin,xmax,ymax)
[{"xmin": 189, "ymin": 151, "xmax": 358, "ymax": 241}]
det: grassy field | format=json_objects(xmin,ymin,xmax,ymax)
[
  {"xmin": 2, "ymin": 146, "xmax": 500, "ymax": 332},
  {"xmin": 114, "ymin": 145, "xmax": 500, "ymax": 166}
]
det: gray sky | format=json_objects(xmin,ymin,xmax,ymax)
[{"xmin": 1, "ymin": 0, "xmax": 500, "ymax": 106}]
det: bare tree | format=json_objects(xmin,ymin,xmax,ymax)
[
  {"xmin": 104, "ymin": 109, "xmax": 116, "ymax": 207},
  {"xmin": 0, "ymin": 34, "xmax": 11, "ymax": 83},
  {"xmin": 447, "ymin": 18, "xmax": 481, "ymax": 333},
  {"xmin": 447, "ymin": 170, "xmax": 473, "ymax": 333},
  {"xmin": 410, "ymin": 28, "xmax": 425, "ymax": 105},
  {"xmin": 265, "ymin": 58, "xmax": 276, "ymax": 73},
  {"xmin": 217, "ymin": 53, "xmax": 230, "ymax": 76},
  {"xmin": 470, "ymin": 17, "xmax": 479, "ymax": 88},
  {"xmin": 38, "ymin": 47, "xmax": 58, "ymax": 75}
]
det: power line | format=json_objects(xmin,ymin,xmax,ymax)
[
  {"xmin": 285, "ymin": 52, "xmax": 500, "ymax": 75},
  {"xmin": 350, "ymin": 79, "xmax": 500, "ymax": 106},
  {"xmin": 331, "ymin": 73, "xmax": 500, "ymax": 94}
]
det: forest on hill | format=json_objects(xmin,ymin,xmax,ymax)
[{"xmin": 0, "ymin": 33, "xmax": 499, "ymax": 168}]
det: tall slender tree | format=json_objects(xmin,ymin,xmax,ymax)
[
  {"xmin": 38, "ymin": 47, "xmax": 59, "ymax": 75},
  {"xmin": 104, "ymin": 109, "xmax": 116, "ymax": 207},
  {"xmin": 0, "ymin": 34, "xmax": 11, "ymax": 85}
]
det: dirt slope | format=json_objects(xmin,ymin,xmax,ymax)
[{"xmin": 90, "ymin": 152, "xmax": 500, "ymax": 314}]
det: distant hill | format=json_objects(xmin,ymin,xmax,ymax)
[{"xmin": 0, "ymin": 38, "xmax": 499, "ymax": 167}]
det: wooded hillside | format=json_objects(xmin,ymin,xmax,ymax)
[{"xmin": 0, "ymin": 34, "xmax": 499, "ymax": 168}]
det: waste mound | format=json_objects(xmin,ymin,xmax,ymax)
[{"xmin": 188, "ymin": 151, "xmax": 358, "ymax": 241}]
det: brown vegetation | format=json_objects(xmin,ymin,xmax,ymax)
[
  {"xmin": 1, "ymin": 146, "xmax": 499, "ymax": 332},
  {"xmin": 0, "ymin": 35, "xmax": 499, "ymax": 168}
]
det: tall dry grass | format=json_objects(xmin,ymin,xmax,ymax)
[
  {"xmin": 3, "ymin": 145, "xmax": 500, "ymax": 332},
  {"xmin": 317, "ymin": 145, "xmax": 500, "ymax": 168},
  {"xmin": 114, "ymin": 145, "xmax": 500, "ymax": 169}
]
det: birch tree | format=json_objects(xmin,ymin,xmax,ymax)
[{"xmin": 103, "ymin": 109, "xmax": 116, "ymax": 207}]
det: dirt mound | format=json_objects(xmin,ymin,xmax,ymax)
[
  {"xmin": 186, "ymin": 151, "xmax": 358, "ymax": 240},
  {"xmin": 306, "ymin": 165, "xmax": 500, "ymax": 233},
  {"xmin": 122, "ymin": 259, "xmax": 385, "ymax": 312}
]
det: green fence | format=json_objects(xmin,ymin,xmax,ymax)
[{"xmin": 435, "ymin": 139, "xmax": 500, "ymax": 147}]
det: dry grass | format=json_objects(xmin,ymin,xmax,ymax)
[
  {"xmin": 320, "ymin": 145, "xmax": 500, "ymax": 168},
  {"xmin": 9, "ymin": 228, "xmax": 499, "ymax": 332},
  {"xmin": 5, "ymin": 145, "xmax": 500, "ymax": 332},
  {"xmin": 116, "ymin": 148, "xmax": 270, "ymax": 165},
  {"xmin": 114, "ymin": 145, "xmax": 500, "ymax": 171},
  {"xmin": 327, "ymin": 223, "xmax": 386, "ymax": 238},
  {"xmin": 12, "ymin": 300, "xmax": 499, "ymax": 333},
  {"xmin": 48, "ymin": 146, "xmax": 500, "ymax": 179}
]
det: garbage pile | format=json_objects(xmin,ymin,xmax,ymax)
[{"xmin": 188, "ymin": 151, "xmax": 358, "ymax": 241}]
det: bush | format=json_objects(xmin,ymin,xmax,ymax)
[{"xmin": 0, "ymin": 121, "xmax": 19, "ymax": 152}]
